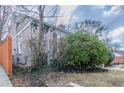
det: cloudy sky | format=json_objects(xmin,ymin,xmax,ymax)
[
  {"xmin": 56, "ymin": 5, "xmax": 124, "ymax": 50},
  {"xmin": 26, "ymin": 5, "xmax": 124, "ymax": 49}
]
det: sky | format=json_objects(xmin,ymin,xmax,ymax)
[
  {"xmin": 13, "ymin": 5, "xmax": 124, "ymax": 50},
  {"xmin": 56, "ymin": 5, "xmax": 124, "ymax": 50}
]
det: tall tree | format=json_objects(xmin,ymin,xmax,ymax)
[
  {"xmin": 73, "ymin": 20, "xmax": 107, "ymax": 36},
  {"xmin": 0, "ymin": 5, "xmax": 12, "ymax": 41},
  {"xmin": 38, "ymin": 5, "xmax": 45, "ymax": 56},
  {"xmin": 14, "ymin": 5, "xmax": 60, "ymax": 66}
]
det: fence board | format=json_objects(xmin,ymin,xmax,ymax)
[{"xmin": 0, "ymin": 36, "xmax": 12, "ymax": 77}]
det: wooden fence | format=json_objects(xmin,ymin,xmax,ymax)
[{"xmin": 0, "ymin": 36, "xmax": 12, "ymax": 77}]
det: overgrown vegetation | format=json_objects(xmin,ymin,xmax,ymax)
[
  {"xmin": 66, "ymin": 33, "xmax": 109, "ymax": 68},
  {"xmin": 51, "ymin": 32, "xmax": 109, "ymax": 71},
  {"xmin": 14, "ymin": 32, "xmax": 112, "ymax": 74},
  {"xmin": 105, "ymin": 50, "xmax": 115, "ymax": 66}
]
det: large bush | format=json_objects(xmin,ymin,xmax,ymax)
[
  {"xmin": 105, "ymin": 50, "xmax": 115, "ymax": 66},
  {"xmin": 63, "ymin": 33, "xmax": 109, "ymax": 69}
]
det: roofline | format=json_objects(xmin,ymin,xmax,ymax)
[{"xmin": 14, "ymin": 12, "xmax": 71, "ymax": 34}]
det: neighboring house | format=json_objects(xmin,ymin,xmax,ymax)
[
  {"xmin": 11, "ymin": 13, "xmax": 69, "ymax": 67},
  {"xmin": 112, "ymin": 51, "xmax": 124, "ymax": 64}
]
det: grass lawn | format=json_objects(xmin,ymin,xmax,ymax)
[
  {"xmin": 11, "ymin": 70, "xmax": 124, "ymax": 87},
  {"xmin": 43, "ymin": 70, "xmax": 124, "ymax": 87}
]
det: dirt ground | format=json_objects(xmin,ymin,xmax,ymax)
[{"xmin": 10, "ymin": 70, "xmax": 124, "ymax": 87}]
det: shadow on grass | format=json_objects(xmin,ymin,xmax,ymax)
[{"xmin": 60, "ymin": 67, "xmax": 108, "ymax": 73}]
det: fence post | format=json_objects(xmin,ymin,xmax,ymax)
[
  {"xmin": 0, "ymin": 36, "xmax": 12, "ymax": 77},
  {"xmin": 7, "ymin": 36, "xmax": 12, "ymax": 77}
]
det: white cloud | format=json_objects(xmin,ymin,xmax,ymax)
[
  {"xmin": 71, "ymin": 15, "xmax": 78, "ymax": 20},
  {"xmin": 111, "ymin": 27, "xmax": 124, "ymax": 38},
  {"xmin": 110, "ymin": 26, "xmax": 124, "ymax": 43},
  {"xmin": 70, "ymin": 14, "xmax": 81, "ymax": 23},
  {"xmin": 103, "ymin": 6, "xmax": 122, "ymax": 17},
  {"xmin": 92, "ymin": 5, "xmax": 105, "ymax": 10},
  {"xmin": 56, "ymin": 5, "xmax": 77, "ymax": 25},
  {"xmin": 119, "ymin": 48, "xmax": 124, "ymax": 51}
]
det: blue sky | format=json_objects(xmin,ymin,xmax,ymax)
[
  {"xmin": 70, "ymin": 6, "xmax": 124, "ymax": 30},
  {"xmin": 56, "ymin": 5, "xmax": 124, "ymax": 50},
  {"xmin": 26, "ymin": 5, "xmax": 124, "ymax": 49}
]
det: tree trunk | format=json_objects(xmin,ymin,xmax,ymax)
[{"xmin": 38, "ymin": 5, "xmax": 45, "ymax": 61}]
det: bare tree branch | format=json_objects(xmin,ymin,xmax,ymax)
[{"xmin": 0, "ymin": 5, "xmax": 13, "ymax": 40}]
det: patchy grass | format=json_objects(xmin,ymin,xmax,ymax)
[
  {"xmin": 10, "ymin": 71, "xmax": 48, "ymax": 87},
  {"xmin": 10, "ymin": 66, "xmax": 48, "ymax": 87},
  {"xmin": 11, "ymin": 69, "xmax": 124, "ymax": 87},
  {"xmin": 43, "ymin": 70, "xmax": 124, "ymax": 87}
]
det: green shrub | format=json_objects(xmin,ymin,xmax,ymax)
[
  {"xmin": 50, "ymin": 58, "xmax": 67, "ymax": 71},
  {"xmin": 13, "ymin": 65, "xmax": 31, "ymax": 75},
  {"xmin": 63, "ymin": 32, "xmax": 109, "ymax": 69},
  {"xmin": 105, "ymin": 50, "xmax": 115, "ymax": 66}
]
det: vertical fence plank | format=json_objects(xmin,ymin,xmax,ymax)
[{"xmin": 0, "ymin": 36, "xmax": 12, "ymax": 77}]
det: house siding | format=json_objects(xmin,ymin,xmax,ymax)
[{"xmin": 11, "ymin": 14, "xmax": 69, "ymax": 67}]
